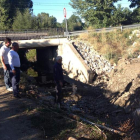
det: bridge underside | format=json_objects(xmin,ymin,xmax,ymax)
[{"xmin": 36, "ymin": 46, "xmax": 58, "ymax": 77}]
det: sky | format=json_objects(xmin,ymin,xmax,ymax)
[{"xmin": 32, "ymin": 0, "xmax": 132, "ymax": 23}]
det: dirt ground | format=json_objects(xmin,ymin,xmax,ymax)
[
  {"xmin": 1, "ymin": 57, "xmax": 140, "ymax": 140},
  {"xmin": 0, "ymin": 79, "xmax": 44, "ymax": 140}
]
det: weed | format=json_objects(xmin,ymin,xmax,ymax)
[{"xmin": 26, "ymin": 49, "xmax": 36, "ymax": 62}]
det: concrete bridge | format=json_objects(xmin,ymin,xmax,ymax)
[{"xmin": 1, "ymin": 38, "xmax": 94, "ymax": 84}]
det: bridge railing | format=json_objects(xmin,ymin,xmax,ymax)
[
  {"xmin": 67, "ymin": 24, "xmax": 140, "ymax": 36},
  {"xmin": 0, "ymin": 28, "xmax": 65, "ymax": 40},
  {"xmin": 0, "ymin": 24, "xmax": 140, "ymax": 40}
]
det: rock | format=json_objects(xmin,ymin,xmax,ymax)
[
  {"xmin": 133, "ymin": 108, "xmax": 140, "ymax": 131},
  {"xmin": 41, "ymin": 96, "xmax": 55, "ymax": 105},
  {"xmin": 68, "ymin": 137, "xmax": 77, "ymax": 140},
  {"xmin": 71, "ymin": 106, "xmax": 82, "ymax": 113},
  {"xmin": 73, "ymin": 40, "xmax": 113, "ymax": 74}
]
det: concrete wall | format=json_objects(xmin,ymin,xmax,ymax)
[
  {"xmin": 18, "ymin": 38, "xmax": 67, "ymax": 49},
  {"xmin": 58, "ymin": 43, "xmax": 95, "ymax": 83}
]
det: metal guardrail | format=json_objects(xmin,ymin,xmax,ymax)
[
  {"xmin": 0, "ymin": 24, "xmax": 140, "ymax": 40},
  {"xmin": 67, "ymin": 24, "xmax": 140, "ymax": 37}
]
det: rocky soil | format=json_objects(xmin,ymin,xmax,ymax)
[{"xmin": 72, "ymin": 40, "xmax": 114, "ymax": 75}]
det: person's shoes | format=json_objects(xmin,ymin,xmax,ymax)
[
  {"xmin": 14, "ymin": 95, "xmax": 21, "ymax": 98},
  {"xmin": 7, "ymin": 87, "xmax": 13, "ymax": 91}
]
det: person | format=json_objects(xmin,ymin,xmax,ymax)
[
  {"xmin": 0, "ymin": 38, "xmax": 12, "ymax": 91},
  {"xmin": 53, "ymin": 56, "xmax": 64, "ymax": 107},
  {"xmin": 8, "ymin": 42, "xmax": 21, "ymax": 98}
]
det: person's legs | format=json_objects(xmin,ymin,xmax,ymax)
[
  {"xmin": 4, "ymin": 64, "xmax": 12, "ymax": 89},
  {"xmin": 56, "ymin": 83, "xmax": 62, "ymax": 105},
  {"xmin": 12, "ymin": 68, "xmax": 20, "ymax": 97}
]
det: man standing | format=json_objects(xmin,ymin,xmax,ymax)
[
  {"xmin": 0, "ymin": 38, "xmax": 12, "ymax": 91},
  {"xmin": 8, "ymin": 42, "xmax": 21, "ymax": 98},
  {"xmin": 53, "ymin": 56, "xmax": 64, "ymax": 107}
]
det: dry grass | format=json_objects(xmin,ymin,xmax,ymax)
[
  {"xmin": 118, "ymin": 119, "xmax": 134, "ymax": 134},
  {"xmin": 78, "ymin": 28, "xmax": 140, "ymax": 64}
]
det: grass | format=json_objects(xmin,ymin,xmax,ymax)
[
  {"xmin": 26, "ymin": 49, "xmax": 36, "ymax": 62},
  {"xmin": 25, "ymin": 49, "xmax": 38, "ymax": 77},
  {"xmin": 78, "ymin": 28, "xmax": 140, "ymax": 64},
  {"xmin": 27, "ymin": 68, "xmax": 38, "ymax": 77}
]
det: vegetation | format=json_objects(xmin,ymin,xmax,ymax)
[
  {"xmin": 62, "ymin": 14, "xmax": 84, "ymax": 31},
  {"xmin": 0, "ymin": 0, "xmax": 33, "ymax": 30},
  {"xmin": 31, "ymin": 107, "xmax": 107, "ymax": 140},
  {"xmin": 78, "ymin": 29, "xmax": 140, "ymax": 64},
  {"xmin": 0, "ymin": 0, "xmax": 140, "ymax": 31},
  {"xmin": 70, "ymin": 0, "xmax": 140, "ymax": 28}
]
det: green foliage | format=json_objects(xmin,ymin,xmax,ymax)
[
  {"xmin": 0, "ymin": 0, "xmax": 139, "ymax": 30},
  {"xmin": 70, "ymin": 0, "xmax": 140, "ymax": 28},
  {"xmin": 111, "ymin": 4, "xmax": 133, "ymax": 26},
  {"xmin": 129, "ymin": 0, "xmax": 140, "ymax": 8},
  {"xmin": 27, "ymin": 68, "xmax": 38, "ymax": 77},
  {"xmin": 36, "ymin": 13, "xmax": 57, "ymax": 29},
  {"xmin": 12, "ymin": 9, "xmax": 33, "ymax": 30},
  {"xmin": 62, "ymin": 14, "xmax": 83, "ymax": 31},
  {"xmin": 0, "ymin": 0, "xmax": 11, "ymax": 30},
  {"xmin": 70, "ymin": 0, "xmax": 118, "ymax": 28},
  {"xmin": 26, "ymin": 49, "xmax": 36, "ymax": 62},
  {"xmin": 131, "ymin": 8, "xmax": 140, "ymax": 23},
  {"xmin": 0, "ymin": 0, "xmax": 33, "ymax": 29}
]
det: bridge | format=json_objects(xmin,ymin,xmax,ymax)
[
  {"xmin": 0, "ymin": 28, "xmax": 64, "ymax": 40},
  {"xmin": 1, "ymin": 38, "xmax": 94, "ymax": 84}
]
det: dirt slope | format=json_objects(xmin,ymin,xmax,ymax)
[{"xmin": 107, "ymin": 58, "xmax": 140, "ymax": 113}]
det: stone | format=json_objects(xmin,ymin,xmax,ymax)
[
  {"xmin": 133, "ymin": 108, "xmax": 140, "ymax": 131},
  {"xmin": 71, "ymin": 106, "xmax": 82, "ymax": 113},
  {"xmin": 41, "ymin": 96, "xmax": 55, "ymax": 105},
  {"xmin": 68, "ymin": 137, "xmax": 77, "ymax": 140}
]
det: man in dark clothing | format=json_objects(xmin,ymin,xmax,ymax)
[{"xmin": 53, "ymin": 56, "xmax": 64, "ymax": 107}]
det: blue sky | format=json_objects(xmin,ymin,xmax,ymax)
[{"xmin": 32, "ymin": 0, "xmax": 132, "ymax": 23}]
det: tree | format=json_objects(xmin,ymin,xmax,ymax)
[
  {"xmin": 111, "ymin": 4, "xmax": 133, "ymax": 26},
  {"xmin": 0, "ymin": 0, "xmax": 33, "ymax": 29},
  {"xmin": 128, "ymin": 0, "xmax": 140, "ymax": 8},
  {"xmin": 121, "ymin": 7, "xmax": 133, "ymax": 25},
  {"xmin": 62, "ymin": 14, "xmax": 83, "ymax": 31},
  {"xmin": 36, "ymin": 13, "xmax": 57, "ymax": 29},
  {"xmin": 70, "ymin": 0, "xmax": 119, "ymax": 28},
  {"xmin": 12, "ymin": 9, "xmax": 33, "ymax": 30},
  {"xmin": 131, "ymin": 8, "xmax": 140, "ymax": 23},
  {"xmin": 0, "ymin": 0, "xmax": 11, "ymax": 30}
]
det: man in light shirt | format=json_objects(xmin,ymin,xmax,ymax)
[
  {"xmin": 8, "ymin": 42, "xmax": 21, "ymax": 98},
  {"xmin": 0, "ymin": 38, "xmax": 12, "ymax": 91}
]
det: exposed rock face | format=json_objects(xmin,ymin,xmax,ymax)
[{"xmin": 72, "ymin": 40, "xmax": 114, "ymax": 75}]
